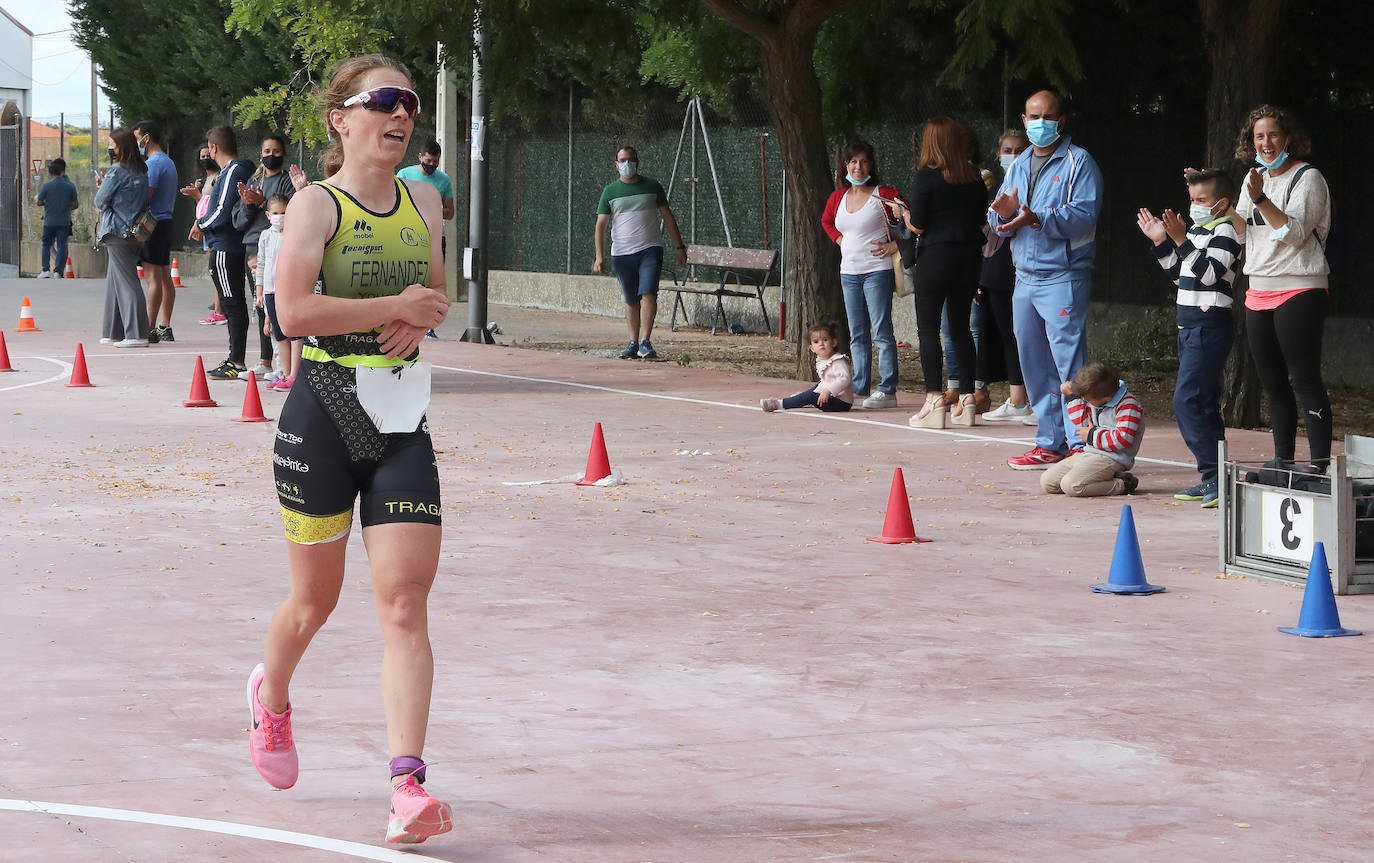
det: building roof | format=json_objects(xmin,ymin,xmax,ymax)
[
  {"xmin": 0, "ymin": 6, "xmax": 34, "ymax": 37},
  {"xmin": 29, "ymin": 119, "xmax": 59, "ymax": 138}
]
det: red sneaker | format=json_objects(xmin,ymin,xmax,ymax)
[{"xmin": 1007, "ymin": 445, "xmax": 1065, "ymax": 470}]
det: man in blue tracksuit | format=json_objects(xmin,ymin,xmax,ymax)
[
  {"xmin": 989, "ymin": 90, "xmax": 1104, "ymax": 470},
  {"xmin": 197, "ymin": 125, "xmax": 256, "ymax": 380}
]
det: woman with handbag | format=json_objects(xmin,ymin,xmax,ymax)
[
  {"xmin": 821, "ymin": 141, "xmax": 907, "ymax": 409},
  {"xmin": 892, "ymin": 118, "xmax": 991, "ymax": 428},
  {"xmin": 95, "ymin": 127, "xmax": 152, "ymax": 347}
]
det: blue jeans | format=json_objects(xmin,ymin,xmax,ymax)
[
  {"xmin": 840, "ymin": 268, "xmax": 897, "ymax": 396},
  {"xmin": 1174, "ymin": 316, "xmax": 1233, "ymax": 484},
  {"xmin": 942, "ymin": 300, "xmax": 982, "ymax": 387},
  {"xmin": 41, "ymin": 224, "xmax": 71, "ymax": 274},
  {"xmin": 1013, "ymin": 276, "xmax": 1091, "ymax": 453}
]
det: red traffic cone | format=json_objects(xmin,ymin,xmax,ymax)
[
  {"xmin": 171, "ymin": 257, "xmax": 183, "ymax": 288},
  {"xmin": 183, "ymin": 356, "xmax": 218, "ymax": 407},
  {"xmin": 64, "ymin": 256, "xmax": 75, "ymax": 278},
  {"xmin": 66, "ymin": 343, "xmax": 94, "ymax": 387},
  {"xmin": 866, "ymin": 467, "xmax": 931, "ymax": 544},
  {"xmin": 15, "ymin": 296, "xmax": 40, "ymax": 332},
  {"xmin": 232, "ymin": 371, "xmax": 273, "ymax": 422},
  {"xmin": 576, "ymin": 422, "xmax": 614, "ymax": 486},
  {"xmin": 0, "ymin": 332, "xmax": 15, "ymax": 372},
  {"xmin": 137, "ymin": 264, "xmax": 145, "ymax": 280}
]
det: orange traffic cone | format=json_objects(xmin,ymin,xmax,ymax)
[
  {"xmin": 64, "ymin": 256, "xmax": 75, "ymax": 278},
  {"xmin": 137, "ymin": 264, "xmax": 145, "ymax": 280},
  {"xmin": 66, "ymin": 343, "xmax": 93, "ymax": 387},
  {"xmin": 15, "ymin": 297, "xmax": 40, "ymax": 332},
  {"xmin": 576, "ymin": 422, "xmax": 613, "ymax": 486},
  {"xmin": 183, "ymin": 356, "xmax": 218, "ymax": 407},
  {"xmin": 0, "ymin": 332, "xmax": 15, "ymax": 372},
  {"xmin": 171, "ymin": 257, "xmax": 183, "ymax": 288},
  {"xmin": 866, "ymin": 467, "xmax": 932, "ymax": 544},
  {"xmin": 232, "ymin": 371, "xmax": 272, "ymax": 422}
]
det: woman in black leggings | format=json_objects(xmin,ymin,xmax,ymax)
[
  {"xmin": 893, "ymin": 117, "xmax": 990, "ymax": 429},
  {"xmin": 1233, "ymin": 105, "xmax": 1334, "ymax": 466}
]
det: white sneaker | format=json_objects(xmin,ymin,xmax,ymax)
[
  {"xmin": 760, "ymin": 398, "xmax": 781, "ymax": 412},
  {"xmin": 99, "ymin": 337, "xmax": 115, "ymax": 345},
  {"xmin": 113, "ymin": 338, "xmax": 149, "ymax": 348},
  {"xmin": 982, "ymin": 398, "xmax": 1034, "ymax": 422},
  {"xmin": 36, "ymin": 270, "xmax": 52, "ymax": 279},
  {"xmin": 239, "ymin": 363, "xmax": 274, "ymax": 381},
  {"xmin": 1021, "ymin": 412, "xmax": 1040, "ymax": 426},
  {"xmin": 862, "ymin": 391, "xmax": 897, "ymax": 409},
  {"xmin": 263, "ymin": 369, "xmax": 284, "ymax": 383}
]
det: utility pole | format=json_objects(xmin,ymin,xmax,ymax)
[{"xmin": 460, "ymin": 20, "xmax": 493, "ymax": 344}]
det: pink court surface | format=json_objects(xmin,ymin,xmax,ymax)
[{"xmin": 2, "ymin": 278, "xmax": 1372, "ymax": 862}]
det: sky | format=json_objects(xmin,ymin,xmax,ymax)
[{"xmin": 11, "ymin": 3, "xmax": 114, "ymax": 128}]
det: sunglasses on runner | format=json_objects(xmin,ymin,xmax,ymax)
[{"xmin": 341, "ymin": 86, "xmax": 421, "ymax": 117}]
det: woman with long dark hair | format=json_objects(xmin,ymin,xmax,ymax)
[
  {"xmin": 245, "ymin": 54, "xmax": 454, "ymax": 844},
  {"xmin": 94, "ymin": 127, "xmax": 151, "ymax": 347},
  {"xmin": 1233, "ymin": 105, "xmax": 1334, "ymax": 467},
  {"xmin": 821, "ymin": 141, "xmax": 906, "ymax": 409}
]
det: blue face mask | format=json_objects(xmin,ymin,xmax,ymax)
[
  {"xmin": 617, "ymin": 161, "xmax": 637, "ymax": 179},
  {"xmin": 846, "ymin": 173, "xmax": 871, "ymax": 186},
  {"xmin": 999, "ymin": 153, "xmax": 1017, "ymax": 171},
  {"xmin": 1189, "ymin": 202, "xmax": 1219, "ymax": 224},
  {"xmin": 1255, "ymin": 150, "xmax": 1289, "ymax": 171},
  {"xmin": 1025, "ymin": 118, "xmax": 1060, "ymax": 148}
]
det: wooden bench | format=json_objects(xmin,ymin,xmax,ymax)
[{"xmin": 667, "ymin": 245, "xmax": 777, "ymax": 335}]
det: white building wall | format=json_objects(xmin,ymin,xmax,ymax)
[{"xmin": 0, "ymin": 7, "xmax": 33, "ymax": 116}]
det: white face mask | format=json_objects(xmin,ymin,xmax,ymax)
[
  {"xmin": 999, "ymin": 153, "xmax": 1017, "ymax": 171},
  {"xmin": 268, "ymin": 213, "xmax": 285, "ymax": 232}
]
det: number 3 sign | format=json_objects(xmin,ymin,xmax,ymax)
[{"xmin": 1260, "ymin": 490, "xmax": 1315, "ymax": 563}]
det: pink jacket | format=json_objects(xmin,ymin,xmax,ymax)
[{"xmin": 815, "ymin": 353, "xmax": 854, "ymax": 404}]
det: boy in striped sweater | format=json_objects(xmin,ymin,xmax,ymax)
[
  {"xmin": 1040, "ymin": 362, "xmax": 1144, "ymax": 497},
  {"xmin": 1137, "ymin": 169, "xmax": 1241, "ymax": 507}
]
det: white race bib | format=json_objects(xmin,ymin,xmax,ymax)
[{"xmin": 355, "ymin": 361, "xmax": 431, "ymax": 433}]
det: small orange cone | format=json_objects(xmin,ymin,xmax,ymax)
[
  {"xmin": 66, "ymin": 343, "xmax": 93, "ymax": 387},
  {"xmin": 64, "ymin": 256, "xmax": 75, "ymax": 279},
  {"xmin": 866, "ymin": 467, "xmax": 932, "ymax": 544},
  {"xmin": 576, "ymin": 422, "xmax": 613, "ymax": 486},
  {"xmin": 15, "ymin": 297, "xmax": 40, "ymax": 332},
  {"xmin": 0, "ymin": 332, "xmax": 15, "ymax": 372},
  {"xmin": 171, "ymin": 257, "xmax": 183, "ymax": 288},
  {"xmin": 183, "ymin": 356, "xmax": 218, "ymax": 407},
  {"xmin": 232, "ymin": 371, "xmax": 272, "ymax": 422}
]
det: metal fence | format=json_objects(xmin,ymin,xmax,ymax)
[{"xmin": 0, "ymin": 123, "xmax": 20, "ymax": 275}]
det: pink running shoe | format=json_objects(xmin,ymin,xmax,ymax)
[
  {"xmin": 386, "ymin": 775, "xmax": 454, "ymax": 844},
  {"xmin": 275, "ymin": 376, "xmax": 293, "ymax": 391},
  {"xmin": 199, "ymin": 312, "xmax": 227, "ymax": 325},
  {"xmin": 246, "ymin": 663, "xmax": 298, "ymax": 789}
]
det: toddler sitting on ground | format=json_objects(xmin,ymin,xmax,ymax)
[{"xmin": 761, "ymin": 323, "xmax": 854, "ymax": 413}]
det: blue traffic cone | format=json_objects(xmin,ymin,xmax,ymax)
[
  {"xmin": 1090, "ymin": 505, "xmax": 1165, "ymax": 595},
  {"xmin": 1278, "ymin": 542, "xmax": 1362, "ymax": 637}
]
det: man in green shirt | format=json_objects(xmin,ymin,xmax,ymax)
[
  {"xmin": 593, "ymin": 146, "xmax": 687, "ymax": 359},
  {"xmin": 35, "ymin": 158, "xmax": 79, "ymax": 278}
]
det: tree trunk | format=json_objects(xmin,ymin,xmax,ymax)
[
  {"xmin": 762, "ymin": 22, "xmax": 845, "ymax": 378},
  {"xmin": 699, "ymin": 0, "xmax": 865, "ymax": 379},
  {"xmin": 1201, "ymin": 0, "xmax": 1288, "ymax": 428}
]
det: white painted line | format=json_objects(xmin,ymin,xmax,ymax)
[
  {"xmin": 0, "ymin": 357, "xmax": 69, "ymax": 391},
  {"xmin": 431, "ymin": 364, "xmax": 1193, "ymax": 468},
  {"xmin": 0, "ymin": 798, "xmax": 449, "ymax": 861}
]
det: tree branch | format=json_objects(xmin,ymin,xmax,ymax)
[
  {"xmin": 698, "ymin": 0, "xmax": 775, "ymax": 44},
  {"xmin": 789, "ymin": 0, "xmax": 870, "ymax": 34}
]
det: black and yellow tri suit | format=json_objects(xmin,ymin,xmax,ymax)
[{"xmin": 273, "ymin": 178, "xmax": 441, "ymax": 544}]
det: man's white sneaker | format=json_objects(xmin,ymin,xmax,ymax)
[
  {"xmin": 862, "ymin": 391, "xmax": 897, "ymax": 409},
  {"xmin": 114, "ymin": 338, "xmax": 149, "ymax": 348},
  {"xmin": 982, "ymin": 398, "xmax": 1034, "ymax": 422},
  {"xmin": 36, "ymin": 270, "xmax": 52, "ymax": 279},
  {"xmin": 1021, "ymin": 412, "xmax": 1040, "ymax": 426}
]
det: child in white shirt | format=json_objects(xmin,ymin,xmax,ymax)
[
  {"xmin": 256, "ymin": 194, "xmax": 302, "ymax": 390},
  {"xmin": 761, "ymin": 323, "xmax": 855, "ymax": 413}
]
